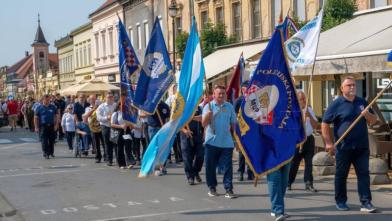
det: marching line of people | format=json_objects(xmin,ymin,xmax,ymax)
[{"xmin": 2, "ymin": 75, "xmax": 380, "ymax": 221}]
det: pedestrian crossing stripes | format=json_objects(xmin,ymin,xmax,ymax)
[{"xmin": 0, "ymin": 137, "xmax": 38, "ymax": 144}]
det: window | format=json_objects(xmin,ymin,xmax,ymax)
[
  {"xmin": 128, "ymin": 27, "xmax": 133, "ymax": 45},
  {"xmin": 137, "ymin": 24, "xmax": 142, "ymax": 50},
  {"xmin": 79, "ymin": 48, "xmax": 83, "ymax": 67},
  {"xmin": 294, "ymin": 0, "xmax": 306, "ymax": 21},
  {"xmin": 109, "ymin": 29, "xmax": 114, "ymax": 55},
  {"xmin": 94, "ymin": 34, "xmax": 99, "ymax": 58},
  {"xmin": 271, "ymin": 0, "xmax": 282, "ymax": 29},
  {"xmin": 144, "ymin": 22, "xmax": 149, "ymax": 47},
  {"xmin": 70, "ymin": 54, "xmax": 73, "ymax": 70},
  {"xmin": 101, "ymin": 31, "xmax": 106, "ymax": 57},
  {"xmin": 216, "ymin": 7, "xmax": 224, "ymax": 24},
  {"xmin": 175, "ymin": 17, "xmax": 182, "ymax": 36},
  {"xmin": 201, "ymin": 11, "xmax": 208, "ymax": 29},
  {"xmin": 39, "ymin": 52, "xmax": 44, "ymax": 58},
  {"xmin": 252, "ymin": 0, "xmax": 261, "ymax": 39},
  {"xmin": 75, "ymin": 47, "xmax": 79, "ymax": 68},
  {"xmin": 87, "ymin": 44, "xmax": 91, "ymax": 65},
  {"xmin": 370, "ymin": 0, "xmax": 388, "ymax": 8},
  {"xmin": 232, "ymin": 2, "xmax": 242, "ymax": 41},
  {"xmin": 83, "ymin": 46, "xmax": 87, "ymax": 66}
]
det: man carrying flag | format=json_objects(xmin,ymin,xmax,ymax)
[
  {"xmin": 139, "ymin": 17, "xmax": 205, "ymax": 178},
  {"xmin": 234, "ymin": 27, "xmax": 305, "ymax": 220},
  {"xmin": 133, "ymin": 18, "xmax": 175, "ymax": 115}
]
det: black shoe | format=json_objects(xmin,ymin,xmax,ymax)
[
  {"xmin": 188, "ymin": 178, "xmax": 195, "ymax": 185},
  {"xmin": 195, "ymin": 175, "xmax": 202, "ymax": 183},
  {"xmin": 95, "ymin": 159, "xmax": 101, "ymax": 163},
  {"xmin": 44, "ymin": 154, "xmax": 49, "ymax": 159},
  {"xmin": 224, "ymin": 190, "xmax": 237, "ymax": 199},
  {"xmin": 50, "ymin": 154, "xmax": 55, "ymax": 158},
  {"xmin": 360, "ymin": 202, "xmax": 377, "ymax": 213},
  {"xmin": 305, "ymin": 185, "xmax": 318, "ymax": 193},
  {"xmin": 247, "ymin": 175, "xmax": 254, "ymax": 181},
  {"xmin": 107, "ymin": 162, "xmax": 113, "ymax": 166},
  {"xmin": 238, "ymin": 173, "xmax": 244, "ymax": 181},
  {"xmin": 208, "ymin": 188, "xmax": 218, "ymax": 197},
  {"xmin": 287, "ymin": 184, "xmax": 292, "ymax": 191}
]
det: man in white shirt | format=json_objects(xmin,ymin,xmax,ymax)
[
  {"xmin": 96, "ymin": 92, "xmax": 117, "ymax": 166},
  {"xmin": 288, "ymin": 91, "xmax": 319, "ymax": 192}
]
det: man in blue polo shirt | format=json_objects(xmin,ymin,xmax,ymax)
[
  {"xmin": 202, "ymin": 85, "xmax": 237, "ymax": 199},
  {"xmin": 34, "ymin": 94, "xmax": 59, "ymax": 159},
  {"xmin": 322, "ymin": 76, "xmax": 378, "ymax": 213}
]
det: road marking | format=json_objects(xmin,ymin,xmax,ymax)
[
  {"xmin": 0, "ymin": 139, "xmax": 12, "ymax": 144},
  {"xmin": 19, "ymin": 138, "xmax": 38, "ymax": 142},
  {"xmin": 90, "ymin": 207, "xmax": 225, "ymax": 221},
  {"xmin": 0, "ymin": 168, "xmax": 106, "ymax": 178},
  {"xmin": 0, "ymin": 143, "xmax": 29, "ymax": 150}
]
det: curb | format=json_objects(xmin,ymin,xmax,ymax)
[{"xmin": 0, "ymin": 192, "xmax": 25, "ymax": 221}]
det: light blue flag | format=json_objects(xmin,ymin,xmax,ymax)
[{"xmin": 139, "ymin": 17, "xmax": 205, "ymax": 177}]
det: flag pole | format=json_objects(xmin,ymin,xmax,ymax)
[
  {"xmin": 333, "ymin": 79, "xmax": 392, "ymax": 149},
  {"xmin": 300, "ymin": 8, "xmax": 324, "ymax": 152}
]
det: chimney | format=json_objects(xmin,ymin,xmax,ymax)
[{"xmin": 25, "ymin": 51, "xmax": 29, "ymax": 57}]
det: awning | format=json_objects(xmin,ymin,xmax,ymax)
[
  {"xmin": 204, "ymin": 41, "xmax": 268, "ymax": 80},
  {"xmin": 293, "ymin": 6, "xmax": 392, "ymax": 77}
]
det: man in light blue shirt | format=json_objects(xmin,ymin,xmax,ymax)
[{"xmin": 202, "ymin": 85, "xmax": 237, "ymax": 199}]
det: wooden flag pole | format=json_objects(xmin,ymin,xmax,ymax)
[{"xmin": 333, "ymin": 79, "xmax": 392, "ymax": 148}]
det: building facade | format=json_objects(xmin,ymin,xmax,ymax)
[
  {"xmin": 54, "ymin": 35, "xmax": 74, "ymax": 89},
  {"xmin": 71, "ymin": 23, "xmax": 94, "ymax": 83},
  {"xmin": 89, "ymin": 0, "xmax": 123, "ymax": 85}
]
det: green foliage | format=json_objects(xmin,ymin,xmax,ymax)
[
  {"xmin": 322, "ymin": 0, "xmax": 357, "ymax": 31},
  {"xmin": 175, "ymin": 31, "xmax": 189, "ymax": 60},
  {"xmin": 200, "ymin": 22, "xmax": 234, "ymax": 56},
  {"xmin": 291, "ymin": 16, "xmax": 308, "ymax": 30}
]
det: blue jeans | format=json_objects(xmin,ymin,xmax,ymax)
[
  {"xmin": 267, "ymin": 163, "xmax": 290, "ymax": 215},
  {"xmin": 205, "ymin": 144, "xmax": 233, "ymax": 191},
  {"xmin": 335, "ymin": 148, "xmax": 371, "ymax": 205}
]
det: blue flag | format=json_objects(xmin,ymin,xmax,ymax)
[
  {"xmin": 234, "ymin": 28, "xmax": 305, "ymax": 177},
  {"xmin": 388, "ymin": 50, "xmax": 392, "ymax": 67},
  {"xmin": 133, "ymin": 18, "xmax": 175, "ymax": 114},
  {"xmin": 118, "ymin": 19, "xmax": 139, "ymax": 124},
  {"xmin": 139, "ymin": 17, "xmax": 205, "ymax": 177}
]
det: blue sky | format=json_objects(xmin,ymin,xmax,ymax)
[{"xmin": 0, "ymin": 0, "xmax": 106, "ymax": 67}]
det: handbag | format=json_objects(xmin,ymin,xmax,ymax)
[{"xmin": 110, "ymin": 128, "xmax": 120, "ymax": 144}]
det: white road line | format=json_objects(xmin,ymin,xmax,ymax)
[
  {"xmin": 19, "ymin": 138, "xmax": 37, "ymax": 142},
  {"xmin": 0, "ymin": 139, "xmax": 12, "ymax": 144},
  {"xmin": 0, "ymin": 143, "xmax": 27, "ymax": 150},
  {"xmin": 0, "ymin": 167, "xmax": 107, "ymax": 178},
  {"xmin": 90, "ymin": 206, "xmax": 225, "ymax": 221}
]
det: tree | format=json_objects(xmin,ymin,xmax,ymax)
[
  {"xmin": 322, "ymin": 0, "xmax": 357, "ymax": 31},
  {"xmin": 200, "ymin": 22, "xmax": 235, "ymax": 56},
  {"xmin": 175, "ymin": 31, "xmax": 189, "ymax": 60}
]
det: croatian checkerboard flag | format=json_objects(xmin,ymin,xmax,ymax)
[{"xmin": 285, "ymin": 9, "xmax": 323, "ymax": 73}]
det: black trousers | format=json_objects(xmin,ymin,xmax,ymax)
[
  {"xmin": 289, "ymin": 135, "xmax": 315, "ymax": 185},
  {"xmin": 65, "ymin": 131, "xmax": 75, "ymax": 150},
  {"xmin": 39, "ymin": 124, "xmax": 56, "ymax": 156},
  {"xmin": 132, "ymin": 137, "xmax": 146, "ymax": 161},
  {"xmin": 101, "ymin": 126, "xmax": 114, "ymax": 163},
  {"xmin": 237, "ymin": 151, "xmax": 254, "ymax": 179},
  {"xmin": 180, "ymin": 133, "xmax": 204, "ymax": 179},
  {"xmin": 92, "ymin": 132, "xmax": 104, "ymax": 160}
]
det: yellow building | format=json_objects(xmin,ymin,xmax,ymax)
[
  {"xmin": 54, "ymin": 35, "xmax": 74, "ymax": 89},
  {"xmin": 71, "ymin": 23, "xmax": 94, "ymax": 83}
]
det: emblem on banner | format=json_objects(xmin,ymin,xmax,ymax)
[
  {"xmin": 143, "ymin": 52, "xmax": 167, "ymax": 79},
  {"xmin": 286, "ymin": 37, "xmax": 305, "ymax": 63},
  {"xmin": 244, "ymin": 84, "xmax": 279, "ymax": 125},
  {"xmin": 170, "ymin": 92, "xmax": 185, "ymax": 121}
]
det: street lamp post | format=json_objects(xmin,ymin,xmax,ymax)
[{"xmin": 168, "ymin": 0, "xmax": 178, "ymax": 73}]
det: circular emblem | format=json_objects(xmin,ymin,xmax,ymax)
[
  {"xmin": 286, "ymin": 37, "xmax": 305, "ymax": 62},
  {"xmin": 143, "ymin": 52, "xmax": 167, "ymax": 79},
  {"xmin": 170, "ymin": 92, "xmax": 185, "ymax": 120}
]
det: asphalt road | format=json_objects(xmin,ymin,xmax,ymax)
[{"xmin": 0, "ymin": 127, "xmax": 391, "ymax": 221}]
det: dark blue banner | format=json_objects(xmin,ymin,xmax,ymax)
[
  {"xmin": 133, "ymin": 18, "xmax": 175, "ymax": 114},
  {"xmin": 118, "ymin": 19, "xmax": 139, "ymax": 124},
  {"xmin": 234, "ymin": 28, "xmax": 305, "ymax": 177}
]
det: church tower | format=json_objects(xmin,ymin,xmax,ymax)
[{"xmin": 31, "ymin": 14, "xmax": 49, "ymax": 78}]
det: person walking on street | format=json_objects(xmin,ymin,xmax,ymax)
[
  {"xmin": 321, "ymin": 76, "xmax": 378, "ymax": 213},
  {"xmin": 180, "ymin": 106, "xmax": 204, "ymax": 185},
  {"xmin": 34, "ymin": 94, "xmax": 59, "ymax": 159},
  {"xmin": 7, "ymin": 98, "xmax": 18, "ymax": 131},
  {"xmin": 288, "ymin": 91, "xmax": 318, "ymax": 192},
  {"xmin": 61, "ymin": 104, "xmax": 76, "ymax": 151},
  {"xmin": 84, "ymin": 95, "xmax": 104, "ymax": 163},
  {"xmin": 96, "ymin": 92, "xmax": 117, "ymax": 166},
  {"xmin": 54, "ymin": 93, "xmax": 66, "ymax": 140},
  {"xmin": 202, "ymin": 85, "xmax": 237, "ymax": 199}
]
